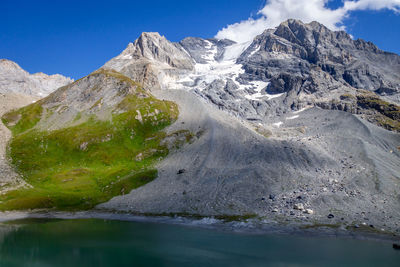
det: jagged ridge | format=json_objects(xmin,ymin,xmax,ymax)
[{"xmin": 0, "ymin": 59, "xmax": 73, "ymax": 97}]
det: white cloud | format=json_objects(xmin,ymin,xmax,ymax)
[
  {"xmin": 344, "ymin": 0, "xmax": 400, "ymax": 11},
  {"xmin": 215, "ymin": 0, "xmax": 400, "ymax": 43}
]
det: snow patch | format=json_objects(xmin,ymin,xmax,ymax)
[
  {"xmin": 293, "ymin": 107, "xmax": 311, "ymax": 114},
  {"xmin": 118, "ymin": 54, "xmax": 133, "ymax": 60},
  {"xmin": 249, "ymin": 45, "xmax": 260, "ymax": 57},
  {"xmin": 202, "ymin": 40, "xmax": 218, "ymax": 61},
  {"xmin": 286, "ymin": 115, "xmax": 299, "ymax": 120},
  {"xmin": 165, "ymin": 41, "xmax": 248, "ymax": 91},
  {"xmin": 160, "ymin": 40, "xmax": 278, "ymax": 102},
  {"xmin": 272, "ymin": 121, "xmax": 283, "ymax": 127},
  {"xmin": 222, "ymin": 41, "xmax": 251, "ymax": 61},
  {"xmin": 244, "ymin": 81, "xmax": 269, "ymax": 100},
  {"xmin": 245, "ymin": 87, "xmax": 284, "ymax": 101}
]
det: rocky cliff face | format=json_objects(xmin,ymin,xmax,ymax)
[
  {"xmin": 0, "ymin": 59, "xmax": 73, "ymax": 97},
  {"xmin": 103, "ymin": 32, "xmax": 194, "ymax": 91},
  {"xmin": 239, "ymin": 19, "xmax": 400, "ymax": 109}
]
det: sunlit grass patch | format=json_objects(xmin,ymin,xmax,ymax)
[{"xmin": 1, "ymin": 71, "xmax": 190, "ymax": 211}]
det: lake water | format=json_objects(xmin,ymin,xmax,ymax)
[{"xmin": 0, "ymin": 218, "xmax": 399, "ymax": 266}]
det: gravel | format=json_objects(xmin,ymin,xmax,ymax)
[
  {"xmin": 98, "ymin": 89, "xmax": 400, "ymax": 234},
  {"xmin": 0, "ymin": 93, "xmax": 36, "ymax": 193}
]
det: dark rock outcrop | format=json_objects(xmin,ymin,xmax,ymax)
[{"xmin": 239, "ymin": 19, "xmax": 400, "ymax": 104}]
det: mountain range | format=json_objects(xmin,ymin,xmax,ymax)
[
  {"xmin": 0, "ymin": 20, "xmax": 399, "ymax": 233},
  {"xmin": 0, "ymin": 59, "xmax": 72, "ymax": 97}
]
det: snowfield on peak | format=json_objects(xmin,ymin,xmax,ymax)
[
  {"xmin": 101, "ymin": 20, "xmax": 400, "ymax": 127},
  {"xmin": 164, "ymin": 39, "xmax": 278, "ymax": 103},
  {"xmin": 101, "ymin": 31, "xmax": 290, "ymax": 123}
]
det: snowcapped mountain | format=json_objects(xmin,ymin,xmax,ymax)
[
  {"xmin": 102, "ymin": 19, "xmax": 400, "ymax": 129},
  {"xmin": 103, "ymin": 32, "xmax": 194, "ymax": 91},
  {"xmin": 97, "ymin": 20, "xmax": 399, "ymax": 227},
  {"xmin": 0, "ymin": 59, "xmax": 73, "ymax": 97}
]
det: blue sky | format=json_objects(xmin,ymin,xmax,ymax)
[{"xmin": 1, "ymin": 0, "xmax": 399, "ymax": 79}]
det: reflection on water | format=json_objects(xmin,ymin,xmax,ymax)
[{"xmin": 0, "ymin": 218, "xmax": 399, "ymax": 266}]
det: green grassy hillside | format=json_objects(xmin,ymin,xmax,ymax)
[{"xmin": 1, "ymin": 70, "xmax": 191, "ymax": 210}]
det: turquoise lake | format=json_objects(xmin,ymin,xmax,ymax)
[{"xmin": 0, "ymin": 218, "xmax": 399, "ymax": 266}]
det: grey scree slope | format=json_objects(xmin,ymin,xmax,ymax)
[{"xmin": 99, "ymin": 89, "xmax": 400, "ymax": 231}]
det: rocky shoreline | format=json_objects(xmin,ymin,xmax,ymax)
[{"xmin": 0, "ymin": 210, "xmax": 399, "ymax": 245}]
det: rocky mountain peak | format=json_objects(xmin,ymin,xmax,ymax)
[
  {"xmin": 102, "ymin": 32, "xmax": 194, "ymax": 91},
  {"xmin": 100, "ymin": 19, "xmax": 399, "ymax": 130},
  {"xmin": 273, "ymin": 20, "xmax": 352, "ymax": 53},
  {"xmin": 133, "ymin": 32, "xmax": 168, "ymax": 58},
  {"xmin": 0, "ymin": 59, "xmax": 24, "ymax": 71},
  {"xmin": 114, "ymin": 32, "xmax": 194, "ymax": 69},
  {"xmin": 38, "ymin": 69, "xmax": 145, "ymax": 129},
  {"xmin": 0, "ymin": 59, "xmax": 73, "ymax": 97},
  {"xmin": 270, "ymin": 19, "xmax": 384, "ymax": 59}
]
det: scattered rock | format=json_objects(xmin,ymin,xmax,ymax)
[
  {"xmin": 135, "ymin": 110, "xmax": 143, "ymax": 123},
  {"xmin": 269, "ymin": 194, "xmax": 276, "ymax": 200},
  {"xmin": 177, "ymin": 169, "xmax": 186, "ymax": 174},
  {"xmin": 294, "ymin": 203, "xmax": 304, "ymax": 210},
  {"xmin": 135, "ymin": 153, "xmax": 143, "ymax": 161},
  {"xmin": 79, "ymin": 142, "xmax": 89, "ymax": 151},
  {"xmin": 304, "ymin": 209, "xmax": 314, "ymax": 215}
]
